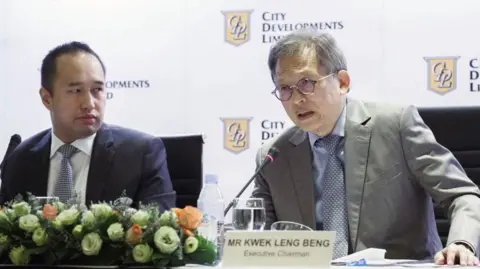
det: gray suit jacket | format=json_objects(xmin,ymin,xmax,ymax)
[{"xmin": 252, "ymin": 98, "xmax": 480, "ymax": 259}]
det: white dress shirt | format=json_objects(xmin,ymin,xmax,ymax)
[{"xmin": 47, "ymin": 131, "xmax": 96, "ymax": 204}]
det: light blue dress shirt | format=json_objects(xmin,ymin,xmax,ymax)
[{"xmin": 308, "ymin": 104, "xmax": 347, "ymax": 230}]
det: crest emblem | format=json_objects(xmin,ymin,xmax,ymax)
[
  {"xmin": 220, "ymin": 117, "xmax": 252, "ymax": 154},
  {"xmin": 222, "ymin": 10, "xmax": 253, "ymax": 46},
  {"xmin": 424, "ymin": 56, "xmax": 460, "ymax": 95}
]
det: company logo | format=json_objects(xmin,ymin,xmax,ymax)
[
  {"xmin": 220, "ymin": 117, "xmax": 252, "ymax": 154},
  {"xmin": 221, "ymin": 10, "xmax": 344, "ymax": 46},
  {"xmin": 261, "ymin": 12, "xmax": 344, "ymax": 44},
  {"xmin": 261, "ymin": 120, "xmax": 285, "ymax": 144},
  {"xmin": 424, "ymin": 56, "xmax": 460, "ymax": 95},
  {"xmin": 222, "ymin": 10, "xmax": 253, "ymax": 46},
  {"xmin": 105, "ymin": 80, "xmax": 150, "ymax": 89},
  {"xmin": 469, "ymin": 59, "xmax": 480, "ymax": 92}
]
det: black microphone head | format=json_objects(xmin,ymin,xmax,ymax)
[
  {"xmin": 266, "ymin": 147, "xmax": 280, "ymax": 160},
  {"xmin": 11, "ymin": 134, "xmax": 21, "ymax": 144}
]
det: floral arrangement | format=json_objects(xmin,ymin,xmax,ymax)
[{"xmin": 0, "ymin": 192, "xmax": 217, "ymax": 266}]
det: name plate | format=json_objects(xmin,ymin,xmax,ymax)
[{"xmin": 222, "ymin": 231, "xmax": 335, "ymax": 267}]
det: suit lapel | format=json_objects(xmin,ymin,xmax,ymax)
[
  {"xmin": 288, "ymin": 129, "xmax": 315, "ymax": 228},
  {"xmin": 28, "ymin": 131, "xmax": 52, "ymax": 197},
  {"xmin": 344, "ymin": 98, "xmax": 372, "ymax": 251},
  {"xmin": 86, "ymin": 124, "xmax": 115, "ymax": 204}
]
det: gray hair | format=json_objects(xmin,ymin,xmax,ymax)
[{"xmin": 268, "ymin": 30, "xmax": 347, "ymax": 82}]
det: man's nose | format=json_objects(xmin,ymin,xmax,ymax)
[
  {"xmin": 81, "ymin": 93, "xmax": 95, "ymax": 110},
  {"xmin": 291, "ymin": 88, "xmax": 306, "ymax": 105}
]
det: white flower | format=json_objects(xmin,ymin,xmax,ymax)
[
  {"xmin": 81, "ymin": 232, "xmax": 103, "ymax": 256},
  {"xmin": 52, "ymin": 201, "xmax": 65, "ymax": 213},
  {"xmin": 81, "ymin": 211, "xmax": 96, "ymax": 229},
  {"xmin": 132, "ymin": 244, "xmax": 153, "ymax": 263},
  {"xmin": 12, "ymin": 202, "xmax": 31, "ymax": 217},
  {"xmin": 32, "ymin": 228, "xmax": 48, "ymax": 246},
  {"xmin": 107, "ymin": 223, "xmax": 124, "ymax": 241},
  {"xmin": 159, "ymin": 210, "xmax": 178, "ymax": 228},
  {"xmin": 18, "ymin": 214, "xmax": 40, "ymax": 233},
  {"xmin": 154, "ymin": 226, "xmax": 180, "ymax": 254},
  {"xmin": 56, "ymin": 208, "xmax": 80, "ymax": 226},
  {"xmin": 9, "ymin": 245, "xmax": 30, "ymax": 265},
  {"xmin": 72, "ymin": 225, "xmax": 84, "ymax": 239},
  {"xmin": 184, "ymin": 236, "xmax": 199, "ymax": 253},
  {"xmin": 133, "ymin": 244, "xmax": 153, "ymax": 263},
  {"xmin": 0, "ymin": 211, "xmax": 12, "ymax": 229},
  {"xmin": 130, "ymin": 210, "xmax": 150, "ymax": 227},
  {"xmin": 91, "ymin": 204, "xmax": 113, "ymax": 222}
]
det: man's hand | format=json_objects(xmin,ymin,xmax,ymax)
[{"xmin": 434, "ymin": 243, "xmax": 479, "ymax": 266}]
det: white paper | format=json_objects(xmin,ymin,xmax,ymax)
[{"xmin": 332, "ymin": 248, "xmax": 387, "ymax": 262}]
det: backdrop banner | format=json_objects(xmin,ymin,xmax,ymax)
[{"xmin": 1, "ymin": 0, "xmax": 479, "ymax": 221}]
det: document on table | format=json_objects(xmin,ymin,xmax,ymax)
[
  {"xmin": 332, "ymin": 248, "xmax": 479, "ymax": 268},
  {"xmin": 332, "ymin": 248, "xmax": 387, "ymax": 264},
  {"xmin": 332, "ymin": 248, "xmax": 440, "ymax": 267},
  {"xmin": 366, "ymin": 259, "xmax": 435, "ymax": 267}
]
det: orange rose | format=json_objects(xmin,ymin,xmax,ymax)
[
  {"xmin": 172, "ymin": 208, "xmax": 182, "ymax": 219},
  {"xmin": 177, "ymin": 206, "xmax": 203, "ymax": 230},
  {"xmin": 183, "ymin": 227, "xmax": 194, "ymax": 237},
  {"xmin": 42, "ymin": 204, "xmax": 57, "ymax": 221},
  {"xmin": 126, "ymin": 224, "xmax": 143, "ymax": 245}
]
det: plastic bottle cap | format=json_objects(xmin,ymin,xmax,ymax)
[{"xmin": 204, "ymin": 174, "xmax": 218, "ymax": 184}]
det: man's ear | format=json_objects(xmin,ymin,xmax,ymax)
[
  {"xmin": 39, "ymin": 88, "xmax": 53, "ymax": 111},
  {"xmin": 337, "ymin": 70, "xmax": 350, "ymax": 94}
]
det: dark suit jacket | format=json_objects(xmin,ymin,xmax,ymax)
[{"xmin": 0, "ymin": 123, "xmax": 176, "ymax": 212}]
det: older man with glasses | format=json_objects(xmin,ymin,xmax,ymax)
[{"xmin": 251, "ymin": 30, "xmax": 480, "ymax": 265}]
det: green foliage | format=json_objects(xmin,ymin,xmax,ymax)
[{"xmin": 0, "ymin": 192, "xmax": 217, "ymax": 267}]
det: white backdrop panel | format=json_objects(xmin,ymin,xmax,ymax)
[
  {"xmin": 1, "ymin": 0, "xmax": 478, "ymax": 222},
  {"xmin": 184, "ymin": 0, "xmax": 384, "ymax": 220},
  {"xmin": 3, "ymin": 0, "xmax": 189, "ymax": 150},
  {"xmin": 0, "ymin": 1, "xmax": 7, "ymax": 154},
  {"xmin": 382, "ymin": 0, "xmax": 480, "ymax": 107}
]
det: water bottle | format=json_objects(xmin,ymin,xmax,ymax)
[{"xmin": 197, "ymin": 174, "xmax": 225, "ymax": 263}]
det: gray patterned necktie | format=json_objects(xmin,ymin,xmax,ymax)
[
  {"xmin": 53, "ymin": 144, "xmax": 78, "ymax": 203},
  {"xmin": 316, "ymin": 135, "xmax": 349, "ymax": 259}
]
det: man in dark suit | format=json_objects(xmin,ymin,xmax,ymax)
[{"xmin": 0, "ymin": 42, "xmax": 176, "ymax": 212}]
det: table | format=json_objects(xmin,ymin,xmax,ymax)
[{"xmin": 0, "ymin": 261, "xmax": 478, "ymax": 269}]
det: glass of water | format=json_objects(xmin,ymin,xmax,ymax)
[
  {"xmin": 35, "ymin": 196, "xmax": 59, "ymax": 206},
  {"xmin": 232, "ymin": 198, "xmax": 266, "ymax": 231},
  {"xmin": 270, "ymin": 221, "xmax": 313, "ymax": 231}
]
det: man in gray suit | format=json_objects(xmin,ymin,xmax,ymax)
[{"xmin": 252, "ymin": 31, "xmax": 480, "ymax": 265}]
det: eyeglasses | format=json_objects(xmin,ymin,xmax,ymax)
[{"xmin": 271, "ymin": 74, "xmax": 333, "ymax": 101}]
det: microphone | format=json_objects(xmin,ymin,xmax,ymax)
[
  {"xmin": 0, "ymin": 134, "xmax": 22, "ymax": 171},
  {"xmin": 224, "ymin": 147, "xmax": 280, "ymax": 216}
]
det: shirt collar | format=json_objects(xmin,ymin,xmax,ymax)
[
  {"xmin": 50, "ymin": 130, "xmax": 97, "ymax": 158},
  {"xmin": 308, "ymin": 102, "xmax": 346, "ymax": 147}
]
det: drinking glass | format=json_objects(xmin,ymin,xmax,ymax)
[
  {"xmin": 270, "ymin": 221, "xmax": 313, "ymax": 231},
  {"xmin": 35, "ymin": 196, "xmax": 59, "ymax": 206},
  {"xmin": 231, "ymin": 198, "xmax": 266, "ymax": 231}
]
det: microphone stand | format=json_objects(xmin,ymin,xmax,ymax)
[{"xmin": 223, "ymin": 149, "xmax": 278, "ymax": 216}]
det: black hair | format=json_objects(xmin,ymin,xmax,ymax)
[{"xmin": 40, "ymin": 41, "xmax": 106, "ymax": 94}]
